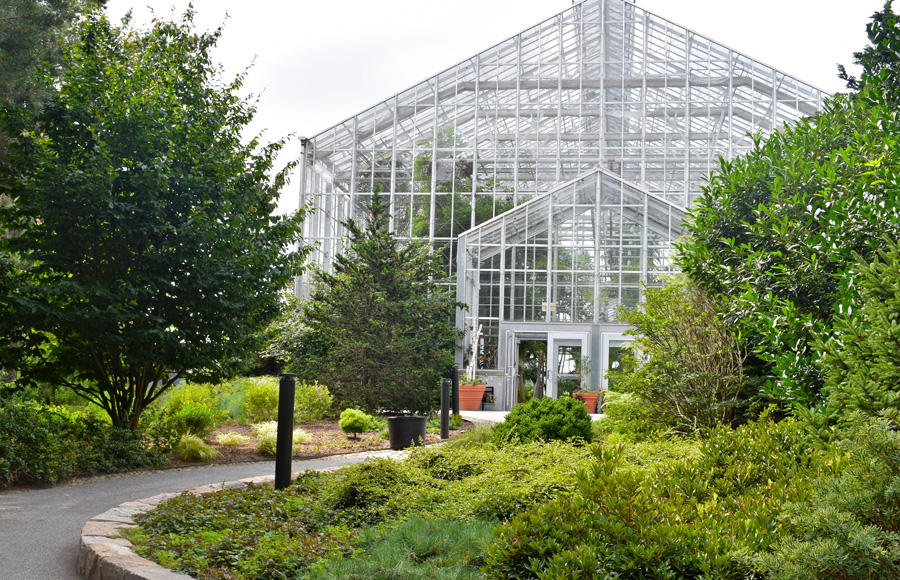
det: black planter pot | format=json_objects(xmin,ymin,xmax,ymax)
[{"xmin": 386, "ymin": 416, "xmax": 427, "ymax": 450}]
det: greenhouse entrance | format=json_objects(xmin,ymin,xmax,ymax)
[{"xmin": 494, "ymin": 323, "xmax": 631, "ymax": 411}]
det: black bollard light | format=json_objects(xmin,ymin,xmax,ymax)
[
  {"xmin": 451, "ymin": 365, "xmax": 460, "ymax": 416},
  {"xmin": 274, "ymin": 373, "xmax": 296, "ymax": 490},
  {"xmin": 440, "ymin": 378, "xmax": 451, "ymax": 439}
]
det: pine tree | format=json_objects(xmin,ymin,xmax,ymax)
[{"xmin": 299, "ymin": 191, "xmax": 461, "ymax": 415}]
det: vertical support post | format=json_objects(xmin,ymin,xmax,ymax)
[
  {"xmin": 440, "ymin": 378, "xmax": 451, "ymax": 439},
  {"xmin": 275, "ymin": 373, "xmax": 296, "ymax": 490},
  {"xmin": 451, "ymin": 365, "xmax": 460, "ymax": 416}
]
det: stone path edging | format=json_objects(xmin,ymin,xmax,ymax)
[{"xmin": 77, "ymin": 449, "xmax": 408, "ymax": 580}]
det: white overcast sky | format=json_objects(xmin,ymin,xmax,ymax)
[{"xmin": 104, "ymin": 0, "xmax": 886, "ymax": 213}]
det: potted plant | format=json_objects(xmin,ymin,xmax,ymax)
[
  {"xmin": 482, "ymin": 394, "xmax": 496, "ymax": 411},
  {"xmin": 459, "ymin": 377, "xmax": 487, "ymax": 411},
  {"xmin": 458, "ymin": 324, "xmax": 488, "ymax": 410},
  {"xmin": 570, "ymin": 356, "xmax": 600, "ymax": 413}
]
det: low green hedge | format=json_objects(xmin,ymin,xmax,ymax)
[{"xmin": 0, "ymin": 401, "xmax": 175, "ymax": 486}]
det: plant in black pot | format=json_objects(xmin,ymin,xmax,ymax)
[{"xmin": 295, "ymin": 190, "xmax": 463, "ymax": 449}]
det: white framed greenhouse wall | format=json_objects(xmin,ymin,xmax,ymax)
[{"xmin": 297, "ymin": 0, "xmax": 828, "ymax": 407}]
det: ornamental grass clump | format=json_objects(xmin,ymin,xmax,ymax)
[
  {"xmin": 214, "ymin": 431, "xmax": 250, "ymax": 447},
  {"xmin": 177, "ymin": 434, "xmax": 220, "ymax": 462},
  {"xmin": 251, "ymin": 421, "xmax": 279, "ymax": 455}
]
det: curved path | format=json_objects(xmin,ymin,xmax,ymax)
[{"xmin": 0, "ymin": 453, "xmax": 395, "ymax": 580}]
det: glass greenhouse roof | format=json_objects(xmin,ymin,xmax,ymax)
[
  {"xmin": 298, "ymin": 0, "xmax": 827, "ymax": 369},
  {"xmin": 302, "ymin": 0, "xmax": 825, "ymax": 281}
]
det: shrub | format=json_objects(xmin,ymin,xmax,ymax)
[
  {"xmin": 240, "ymin": 377, "xmax": 280, "ymax": 423},
  {"xmin": 215, "ymin": 431, "xmax": 250, "ymax": 447},
  {"xmin": 591, "ymin": 390, "xmax": 664, "ymax": 442},
  {"xmin": 492, "ymin": 396, "xmax": 592, "ymax": 444},
  {"xmin": 294, "ymin": 380, "xmax": 333, "ymax": 422},
  {"xmin": 817, "ymin": 239, "xmax": 900, "ymax": 427},
  {"xmin": 177, "ymin": 434, "xmax": 220, "ymax": 462},
  {"xmin": 163, "ymin": 381, "xmax": 221, "ymax": 413},
  {"xmin": 166, "ymin": 404, "xmax": 226, "ymax": 438},
  {"xmin": 251, "ymin": 421, "xmax": 279, "ymax": 456},
  {"xmin": 339, "ymin": 408, "xmax": 375, "ymax": 438},
  {"xmin": 613, "ymin": 276, "xmax": 747, "ymax": 433},
  {"xmin": 0, "ymin": 401, "xmax": 173, "ymax": 486},
  {"xmin": 134, "ymin": 440, "xmax": 592, "ymax": 578},
  {"xmin": 484, "ymin": 417, "xmax": 824, "ymax": 579},
  {"xmin": 749, "ymin": 417, "xmax": 900, "ymax": 579}
]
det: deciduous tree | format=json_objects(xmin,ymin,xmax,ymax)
[{"xmin": 0, "ymin": 9, "xmax": 306, "ymax": 428}]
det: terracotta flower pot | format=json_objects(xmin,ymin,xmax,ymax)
[
  {"xmin": 459, "ymin": 383, "xmax": 486, "ymax": 411},
  {"xmin": 574, "ymin": 391, "xmax": 600, "ymax": 414}
]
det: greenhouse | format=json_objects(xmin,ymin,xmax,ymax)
[{"xmin": 298, "ymin": 0, "xmax": 827, "ymax": 409}]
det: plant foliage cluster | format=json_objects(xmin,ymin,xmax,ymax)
[
  {"xmin": 133, "ymin": 438, "xmax": 593, "ymax": 578},
  {"xmin": 286, "ymin": 191, "xmax": 461, "ymax": 415},
  {"xmin": 676, "ymin": 1, "xmax": 900, "ymax": 409},
  {"xmin": 0, "ymin": 8, "xmax": 305, "ymax": 429},
  {"xmin": 491, "ymin": 396, "xmax": 593, "ymax": 444},
  {"xmin": 0, "ymin": 400, "xmax": 174, "ymax": 485},
  {"xmin": 613, "ymin": 276, "xmax": 747, "ymax": 434}
]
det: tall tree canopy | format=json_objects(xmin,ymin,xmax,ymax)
[
  {"xmin": 295, "ymin": 192, "xmax": 461, "ymax": 415},
  {"xmin": 677, "ymin": 1, "xmax": 900, "ymax": 409},
  {"xmin": 0, "ymin": 9, "xmax": 306, "ymax": 428},
  {"xmin": 0, "ymin": 0, "xmax": 99, "ymax": 112}
]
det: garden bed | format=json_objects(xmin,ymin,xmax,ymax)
[{"xmin": 167, "ymin": 418, "xmax": 474, "ymax": 468}]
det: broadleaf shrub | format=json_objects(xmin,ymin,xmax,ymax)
[
  {"xmin": 492, "ymin": 396, "xmax": 592, "ymax": 444},
  {"xmin": 591, "ymin": 390, "xmax": 663, "ymax": 442},
  {"xmin": 240, "ymin": 377, "xmax": 280, "ymax": 423},
  {"xmin": 294, "ymin": 380, "xmax": 333, "ymax": 422},
  {"xmin": 0, "ymin": 401, "xmax": 173, "ymax": 486}
]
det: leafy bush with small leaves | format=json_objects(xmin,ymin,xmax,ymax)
[
  {"xmin": 214, "ymin": 431, "xmax": 250, "ymax": 447},
  {"xmin": 240, "ymin": 377, "xmax": 280, "ymax": 423},
  {"xmin": 0, "ymin": 401, "xmax": 174, "ymax": 486},
  {"xmin": 592, "ymin": 390, "xmax": 666, "ymax": 443},
  {"xmin": 338, "ymin": 408, "xmax": 376, "ymax": 438},
  {"xmin": 162, "ymin": 381, "xmax": 221, "ymax": 414},
  {"xmin": 492, "ymin": 396, "xmax": 592, "ymax": 444},
  {"xmin": 177, "ymin": 434, "xmax": 220, "ymax": 462},
  {"xmin": 294, "ymin": 380, "xmax": 333, "ymax": 422},
  {"xmin": 132, "ymin": 439, "xmax": 590, "ymax": 578},
  {"xmin": 484, "ymin": 417, "xmax": 825, "ymax": 579},
  {"xmin": 320, "ymin": 439, "xmax": 593, "ymax": 526},
  {"xmin": 166, "ymin": 403, "xmax": 227, "ymax": 438}
]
